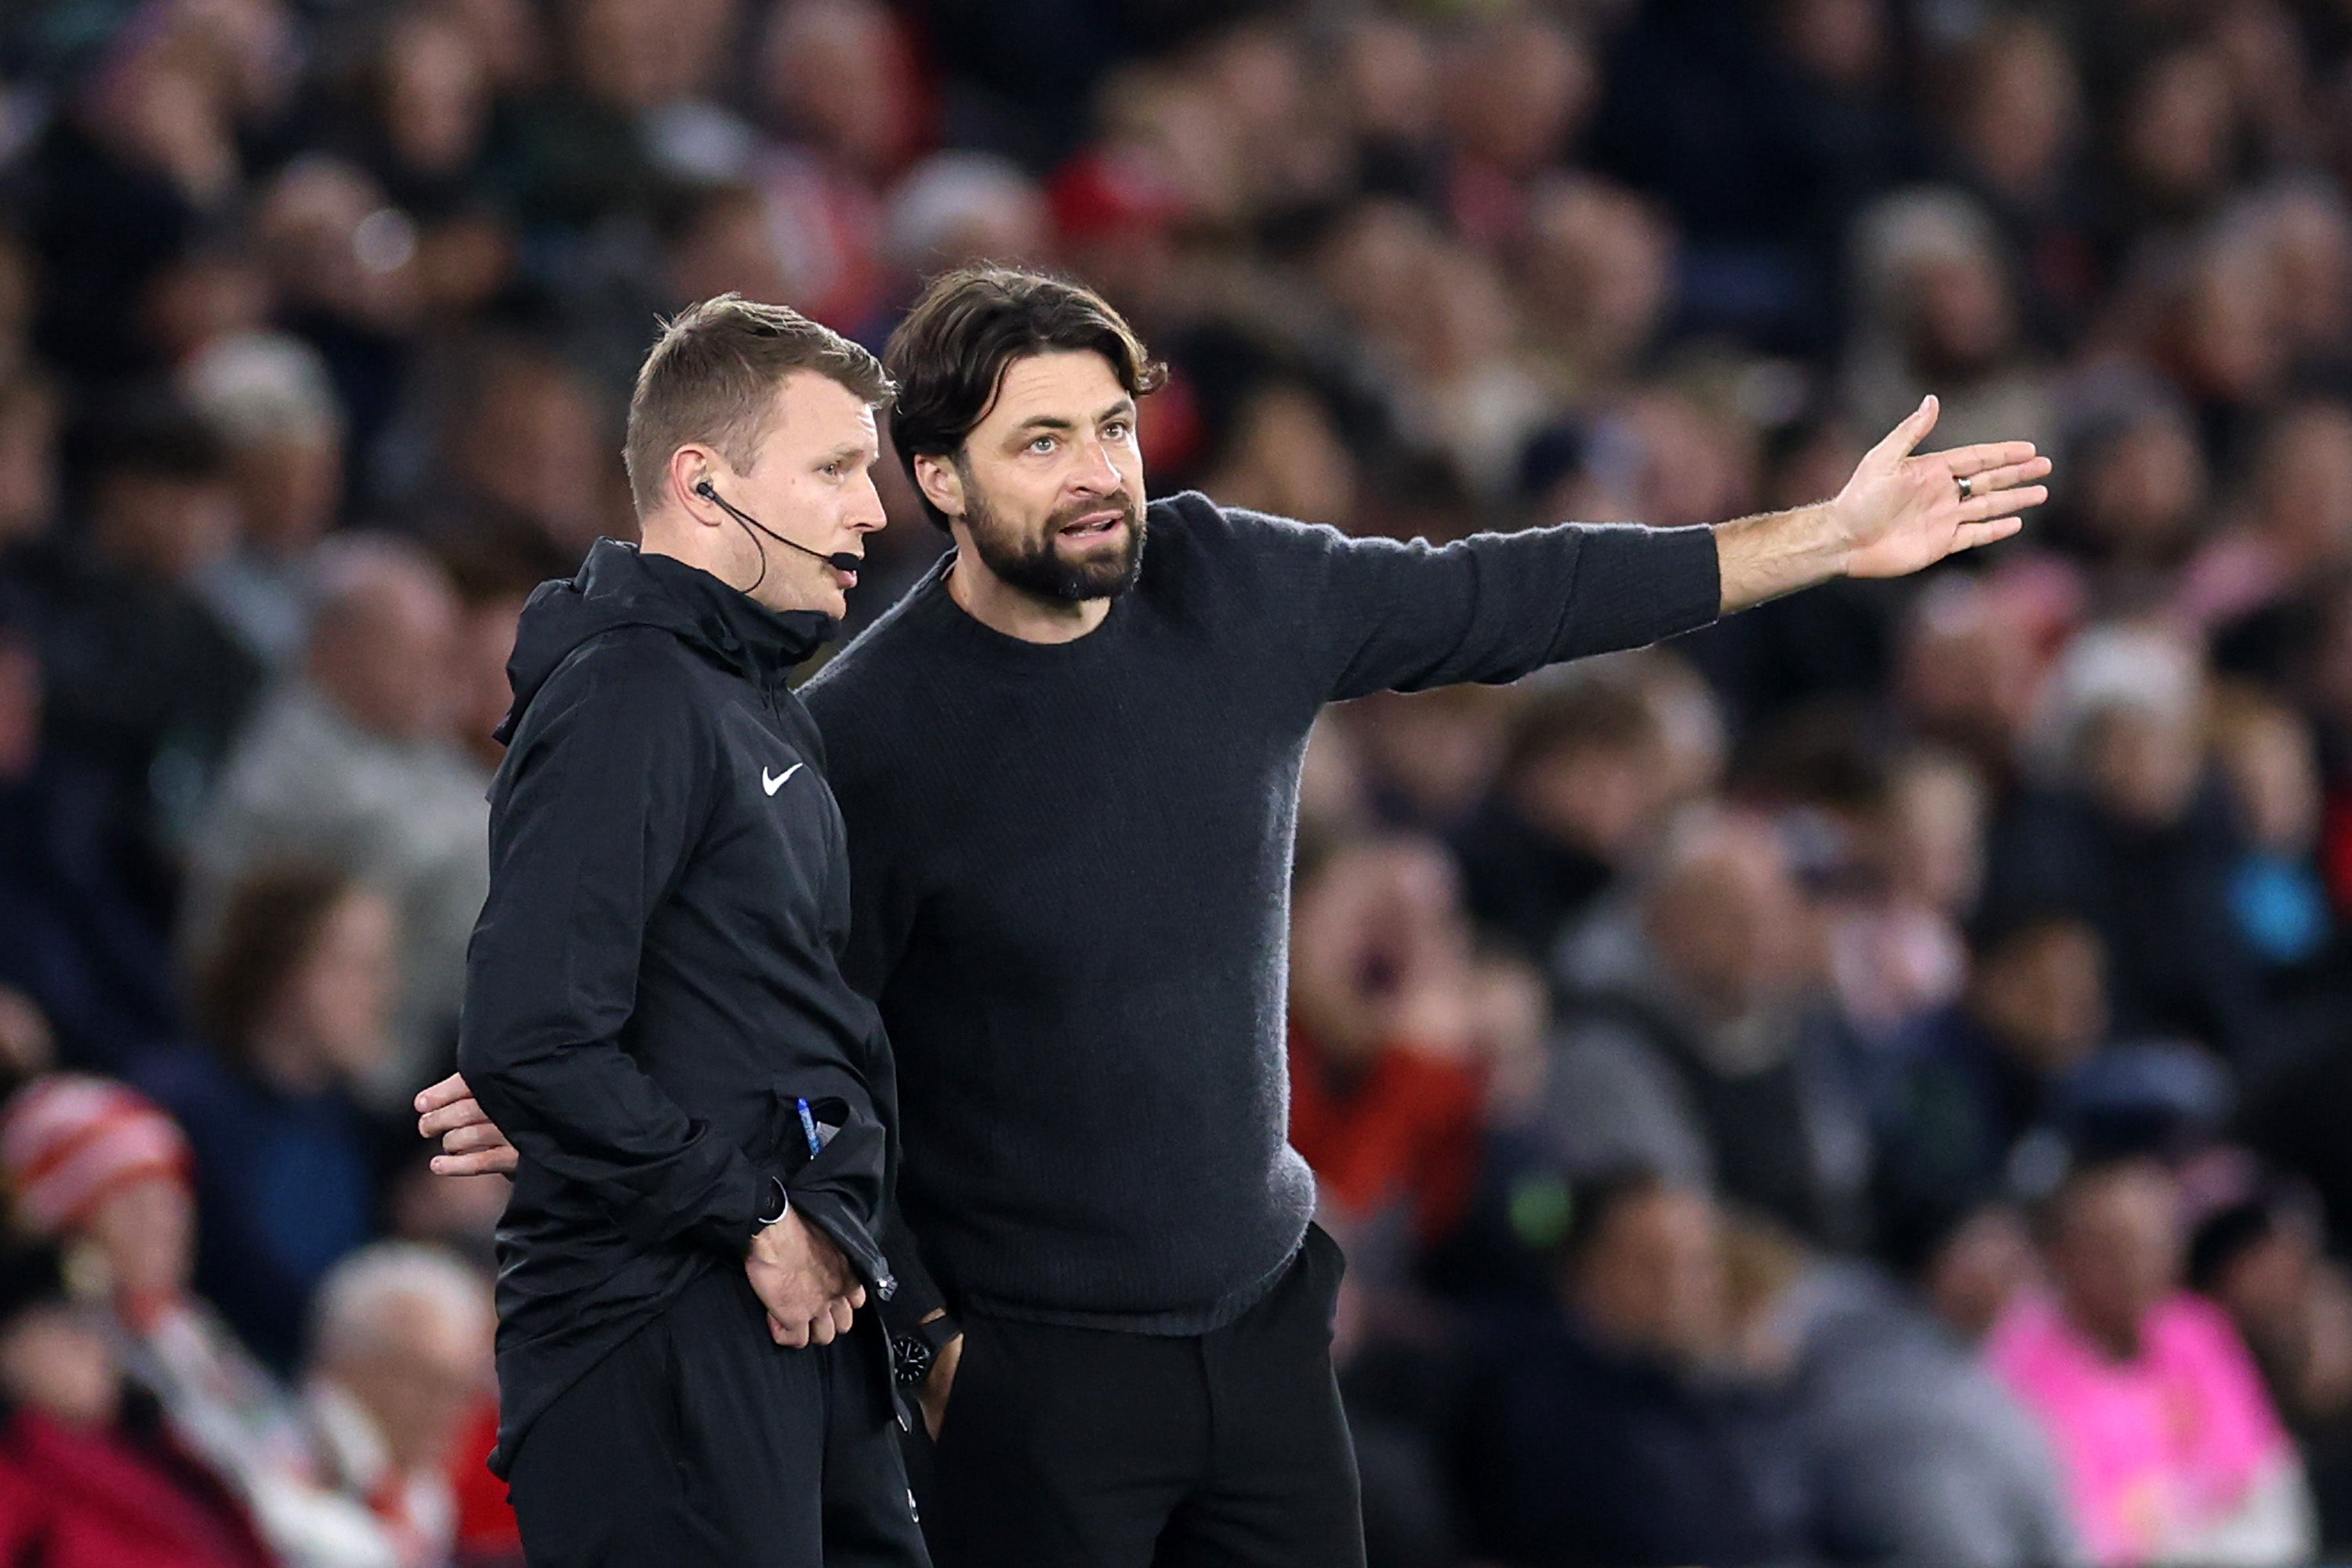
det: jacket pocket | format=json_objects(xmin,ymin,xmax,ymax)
[{"xmin": 769, "ymin": 1083, "xmax": 896, "ymax": 1305}]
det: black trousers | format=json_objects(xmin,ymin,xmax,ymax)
[
  {"xmin": 506, "ymin": 1264, "xmax": 931, "ymax": 1568},
  {"xmin": 927, "ymin": 1223, "xmax": 1365, "ymax": 1568}
]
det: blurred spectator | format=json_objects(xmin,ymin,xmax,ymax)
[
  {"xmin": 433, "ymin": 339, "xmax": 615, "ymax": 566},
  {"xmin": 2187, "ymin": 398, "xmax": 2352, "ymax": 639},
  {"xmin": 2104, "ymin": 44, "xmax": 2239, "ymax": 258},
  {"xmin": 1191, "ymin": 376, "xmax": 1359, "ymax": 531},
  {"xmin": 182, "ymin": 330, "xmax": 349, "ymax": 667},
  {"xmin": 303, "ymin": 1243, "xmax": 497, "ymax": 1567},
  {"xmin": 138, "ymin": 864, "xmax": 398, "ymax": 1373},
  {"xmin": 2042, "ymin": 381, "xmax": 2211, "ymax": 609},
  {"xmin": 1288, "ymin": 836, "xmax": 1539, "ymax": 1287},
  {"xmin": 2209, "ymin": 685, "xmax": 2335, "ymax": 978},
  {"xmin": 484, "ymin": 0, "xmax": 672, "ymax": 234},
  {"xmin": 1989, "ymin": 623, "xmax": 2260, "ymax": 1057},
  {"xmin": 1450, "ymin": 673, "xmax": 1670, "ymax": 967},
  {"xmin": 1509, "ymin": 175, "xmax": 1675, "ymax": 403},
  {"xmin": 1894, "ymin": 569, "xmax": 2061, "ymax": 784},
  {"xmin": 1911, "ymin": 1198, "xmax": 2044, "ymax": 1348},
  {"xmin": 186, "ymin": 536, "xmax": 488, "ymax": 1095},
  {"xmin": 1544, "ymin": 811, "xmax": 1875, "ymax": 1250},
  {"xmin": 881, "ymin": 151, "xmax": 1051, "ymax": 284},
  {"xmin": 1588, "ymin": 0, "xmax": 1920, "ymax": 353},
  {"xmin": 0, "ymin": 1243, "xmax": 271, "ymax": 1568},
  {"xmin": 1824, "ymin": 746, "xmax": 1986, "ymax": 1043},
  {"xmin": 1991, "ymin": 1155, "xmax": 2318, "ymax": 1567},
  {"xmin": 332, "ymin": 5, "xmax": 514, "ymax": 327},
  {"xmin": 249, "ymin": 156, "xmax": 423, "ymax": 468},
  {"xmin": 1937, "ymin": 14, "xmax": 2096, "ymax": 343},
  {"xmin": 1439, "ymin": 8, "xmax": 1598, "ymax": 246},
  {"xmin": 739, "ymin": 0, "xmax": 918, "ymax": 329},
  {"xmin": 1728, "ymin": 1215, "xmax": 2082, "ymax": 1568},
  {"xmin": 19, "ymin": 6, "xmax": 263, "ymax": 384},
  {"xmin": 0, "ymin": 598, "xmax": 182, "ymax": 1067},
  {"xmin": 1845, "ymin": 187, "xmax": 2055, "ymax": 456},
  {"xmin": 1348, "ymin": 684, "xmax": 1512, "ymax": 835},
  {"xmin": 1876, "ymin": 911, "xmax": 2109, "ymax": 1236},
  {"xmin": 441, "ymin": 538, "xmax": 564, "ymax": 774},
  {"xmin": 2267, "ymin": 182, "xmax": 2352, "ymax": 385},
  {"xmin": 0, "ymin": 1073, "xmax": 401, "ymax": 1568},
  {"xmin": 12, "ymin": 392, "xmax": 263, "ymax": 872},
  {"xmin": 2187, "ymin": 1165, "xmax": 2352, "ymax": 1548},
  {"xmin": 1453, "ymin": 1170, "xmax": 1811, "ymax": 1567},
  {"xmin": 1723, "ymin": 710, "xmax": 1970, "ymax": 1046}
]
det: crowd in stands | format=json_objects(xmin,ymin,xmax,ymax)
[{"xmin": 3, "ymin": 0, "xmax": 2352, "ymax": 1563}]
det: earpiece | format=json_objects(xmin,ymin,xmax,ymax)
[{"xmin": 693, "ymin": 477, "xmax": 865, "ymax": 581}]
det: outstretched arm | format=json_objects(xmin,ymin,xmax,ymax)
[
  {"xmin": 1254, "ymin": 393, "xmax": 2047, "ymax": 706},
  {"xmin": 1714, "ymin": 394, "xmax": 2049, "ymax": 613}
]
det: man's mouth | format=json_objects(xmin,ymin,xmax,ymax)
[
  {"xmin": 1058, "ymin": 510, "xmax": 1126, "ymax": 542},
  {"xmin": 830, "ymin": 562, "xmax": 858, "ymax": 590}
]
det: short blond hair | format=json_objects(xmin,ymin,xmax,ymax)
[{"xmin": 622, "ymin": 295, "xmax": 892, "ymax": 517}]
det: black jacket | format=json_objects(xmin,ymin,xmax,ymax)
[{"xmin": 459, "ymin": 539, "xmax": 900, "ymax": 1471}]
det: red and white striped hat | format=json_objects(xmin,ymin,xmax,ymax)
[{"xmin": 0, "ymin": 1075, "xmax": 191, "ymax": 1239}]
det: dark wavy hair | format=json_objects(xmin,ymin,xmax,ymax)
[{"xmin": 883, "ymin": 267, "xmax": 1167, "ymax": 529}]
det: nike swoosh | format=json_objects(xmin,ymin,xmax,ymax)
[{"xmin": 762, "ymin": 763, "xmax": 804, "ymax": 797}]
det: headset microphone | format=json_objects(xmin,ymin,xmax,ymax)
[{"xmin": 694, "ymin": 479, "xmax": 865, "ymax": 579}]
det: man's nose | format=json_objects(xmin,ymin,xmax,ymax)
[
  {"xmin": 1069, "ymin": 437, "xmax": 1121, "ymax": 497},
  {"xmin": 848, "ymin": 473, "xmax": 887, "ymax": 532}
]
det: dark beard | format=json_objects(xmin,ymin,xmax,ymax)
[{"xmin": 960, "ymin": 478, "xmax": 1147, "ymax": 603}]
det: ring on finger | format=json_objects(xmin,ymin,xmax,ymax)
[{"xmin": 1955, "ymin": 473, "xmax": 1973, "ymax": 501}]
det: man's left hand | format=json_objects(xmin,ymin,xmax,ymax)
[
  {"xmin": 417, "ymin": 1073, "xmax": 520, "ymax": 1177},
  {"xmin": 1835, "ymin": 394, "xmax": 2051, "ymax": 579}
]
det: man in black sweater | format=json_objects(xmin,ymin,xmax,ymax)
[
  {"xmin": 428, "ymin": 270, "xmax": 2048, "ymax": 1566},
  {"xmin": 450, "ymin": 296, "xmax": 927, "ymax": 1568}
]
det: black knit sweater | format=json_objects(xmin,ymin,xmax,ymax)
[{"xmin": 805, "ymin": 492, "xmax": 1720, "ymax": 1334}]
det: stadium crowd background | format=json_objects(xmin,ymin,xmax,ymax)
[{"xmin": 2, "ymin": 0, "xmax": 2352, "ymax": 1563}]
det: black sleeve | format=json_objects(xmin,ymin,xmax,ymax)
[
  {"xmin": 826, "ymin": 762, "xmax": 954, "ymax": 1336},
  {"xmin": 877, "ymin": 1200, "xmax": 952, "ymax": 1337},
  {"xmin": 1215, "ymin": 503, "xmax": 1722, "ymax": 702},
  {"xmin": 457, "ymin": 648, "xmax": 767, "ymax": 1256}
]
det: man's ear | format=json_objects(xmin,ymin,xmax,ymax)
[
  {"xmin": 912, "ymin": 451, "xmax": 964, "ymax": 523},
  {"xmin": 668, "ymin": 444, "xmax": 724, "ymax": 523}
]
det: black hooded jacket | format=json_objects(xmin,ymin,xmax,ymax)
[{"xmin": 458, "ymin": 539, "xmax": 902, "ymax": 1471}]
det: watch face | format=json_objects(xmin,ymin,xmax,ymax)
[{"xmin": 891, "ymin": 1332, "xmax": 934, "ymax": 1385}]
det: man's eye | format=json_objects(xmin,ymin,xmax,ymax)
[
  {"xmin": 1104, "ymin": 421, "xmax": 1131, "ymax": 442},
  {"xmin": 1029, "ymin": 436, "xmax": 1057, "ymax": 455}
]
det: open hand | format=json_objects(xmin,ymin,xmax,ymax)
[
  {"xmin": 1836, "ymin": 395, "xmax": 2051, "ymax": 579},
  {"xmin": 416, "ymin": 1073, "xmax": 519, "ymax": 1177}
]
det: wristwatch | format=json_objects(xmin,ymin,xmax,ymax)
[
  {"xmin": 891, "ymin": 1332, "xmax": 933, "ymax": 1386},
  {"xmin": 891, "ymin": 1312, "xmax": 957, "ymax": 1386}
]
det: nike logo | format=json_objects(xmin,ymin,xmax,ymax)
[{"xmin": 762, "ymin": 763, "xmax": 803, "ymax": 797}]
